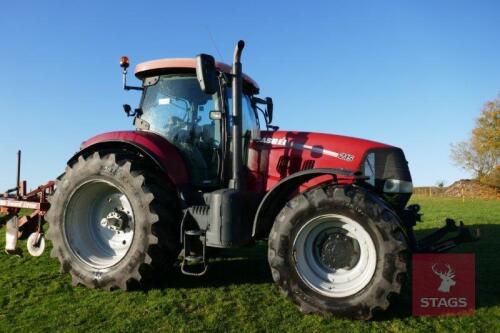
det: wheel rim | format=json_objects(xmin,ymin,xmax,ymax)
[
  {"xmin": 64, "ymin": 180, "xmax": 135, "ymax": 269},
  {"xmin": 292, "ymin": 214, "xmax": 377, "ymax": 298}
]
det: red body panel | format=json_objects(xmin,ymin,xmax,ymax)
[
  {"xmin": 82, "ymin": 131, "xmax": 189, "ymax": 185},
  {"xmin": 81, "ymin": 129, "xmax": 392, "ymax": 195},
  {"xmin": 247, "ymin": 130, "xmax": 391, "ymax": 193}
]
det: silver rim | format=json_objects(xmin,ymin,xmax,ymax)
[
  {"xmin": 64, "ymin": 180, "xmax": 135, "ymax": 269},
  {"xmin": 292, "ymin": 214, "xmax": 377, "ymax": 298}
]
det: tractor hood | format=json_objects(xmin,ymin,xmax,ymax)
[
  {"xmin": 255, "ymin": 130, "xmax": 392, "ymax": 172},
  {"xmin": 252, "ymin": 131, "xmax": 412, "ymax": 206}
]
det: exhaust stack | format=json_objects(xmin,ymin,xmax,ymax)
[{"xmin": 230, "ymin": 40, "xmax": 245, "ymax": 190}]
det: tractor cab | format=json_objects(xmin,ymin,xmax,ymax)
[{"xmin": 126, "ymin": 58, "xmax": 266, "ymax": 187}]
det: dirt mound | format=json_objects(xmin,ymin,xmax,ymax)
[
  {"xmin": 414, "ymin": 179, "xmax": 499, "ymax": 199},
  {"xmin": 444, "ymin": 179, "xmax": 499, "ymax": 199}
]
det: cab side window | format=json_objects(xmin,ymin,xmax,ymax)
[
  {"xmin": 227, "ymin": 93, "xmax": 260, "ymax": 136},
  {"xmin": 242, "ymin": 95, "xmax": 260, "ymax": 137}
]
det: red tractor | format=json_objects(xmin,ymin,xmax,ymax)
[{"xmin": 42, "ymin": 40, "xmax": 478, "ymax": 319}]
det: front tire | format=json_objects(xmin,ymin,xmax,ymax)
[
  {"xmin": 268, "ymin": 185, "xmax": 408, "ymax": 319},
  {"xmin": 46, "ymin": 152, "xmax": 181, "ymax": 290}
]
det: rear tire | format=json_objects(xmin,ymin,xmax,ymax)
[
  {"xmin": 268, "ymin": 184, "xmax": 408, "ymax": 319},
  {"xmin": 46, "ymin": 152, "xmax": 181, "ymax": 290}
]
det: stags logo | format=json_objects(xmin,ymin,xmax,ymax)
[
  {"xmin": 413, "ymin": 254, "xmax": 475, "ymax": 316},
  {"xmin": 432, "ymin": 263, "xmax": 456, "ymax": 293}
]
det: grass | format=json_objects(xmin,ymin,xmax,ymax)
[{"xmin": 0, "ymin": 197, "xmax": 499, "ymax": 332}]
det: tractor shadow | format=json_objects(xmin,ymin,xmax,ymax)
[
  {"xmin": 144, "ymin": 224, "xmax": 499, "ymax": 320},
  {"xmin": 150, "ymin": 243, "xmax": 273, "ymax": 290}
]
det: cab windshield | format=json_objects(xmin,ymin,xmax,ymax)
[{"xmin": 140, "ymin": 74, "xmax": 221, "ymax": 185}]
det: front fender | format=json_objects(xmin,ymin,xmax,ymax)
[{"xmin": 252, "ymin": 168, "xmax": 357, "ymax": 238}]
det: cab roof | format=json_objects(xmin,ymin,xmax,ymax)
[{"xmin": 134, "ymin": 58, "xmax": 260, "ymax": 94}]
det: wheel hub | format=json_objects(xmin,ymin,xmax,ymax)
[
  {"xmin": 317, "ymin": 232, "xmax": 360, "ymax": 271},
  {"xmin": 101, "ymin": 209, "xmax": 130, "ymax": 232}
]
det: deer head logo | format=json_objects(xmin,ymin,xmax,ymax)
[{"xmin": 432, "ymin": 263, "xmax": 456, "ymax": 293}]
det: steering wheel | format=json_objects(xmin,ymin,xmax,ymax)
[
  {"xmin": 163, "ymin": 115, "xmax": 189, "ymax": 141},
  {"xmin": 167, "ymin": 115, "xmax": 184, "ymax": 127}
]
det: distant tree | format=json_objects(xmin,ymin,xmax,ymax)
[
  {"xmin": 451, "ymin": 95, "xmax": 499, "ymax": 187},
  {"xmin": 436, "ymin": 180, "xmax": 446, "ymax": 188}
]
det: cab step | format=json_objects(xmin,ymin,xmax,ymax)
[{"xmin": 180, "ymin": 227, "xmax": 208, "ymax": 276}]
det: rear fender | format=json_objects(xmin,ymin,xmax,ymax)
[{"xmin": 68, "ymin": 135, "xmax": 189, "ymax": 187}]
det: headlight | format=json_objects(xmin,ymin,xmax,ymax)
[{"xmin": 383, "ymin": 179, "xmax": 413, "ymax": 193}]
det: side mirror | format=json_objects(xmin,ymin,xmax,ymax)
[
  {"xmin": 196, "ymin": 54, "xmax": 218, "ymax": 95},
  {"xmin": 266, "ymin": 97, "xmax": 273, "ymax": 124},
  {"xmin": 123, "ymin": 104, "xmax": 132, "ymax": 116},
  {"xmin": 123, "ymin": 104, "xmax": 142, "ymax": 118}
]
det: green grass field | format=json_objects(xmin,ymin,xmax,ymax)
[{"xmin": 1, "ymin": 197, "xmax": 499, "ymax": 332}]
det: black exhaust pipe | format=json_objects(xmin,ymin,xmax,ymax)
[{"xmin": 230, "ymin": 40, "xmax": 245, "ymax": 190}]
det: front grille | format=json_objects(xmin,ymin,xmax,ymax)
[{"xmin": 362, "ymin": 147, "xmax": 412, "ymax": 208}]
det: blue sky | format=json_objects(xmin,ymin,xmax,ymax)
[{"xmin": 0, "ymin": 0, "xmax": 498, "ymax": 189}]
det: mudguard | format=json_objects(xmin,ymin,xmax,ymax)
[
  {"xmin": 252, "ymin": 168, "xmax": 358, "ymax": 238},
  {"xmin": 68, "ymin": 131, "xmax": 189, "ymax": 186}
]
